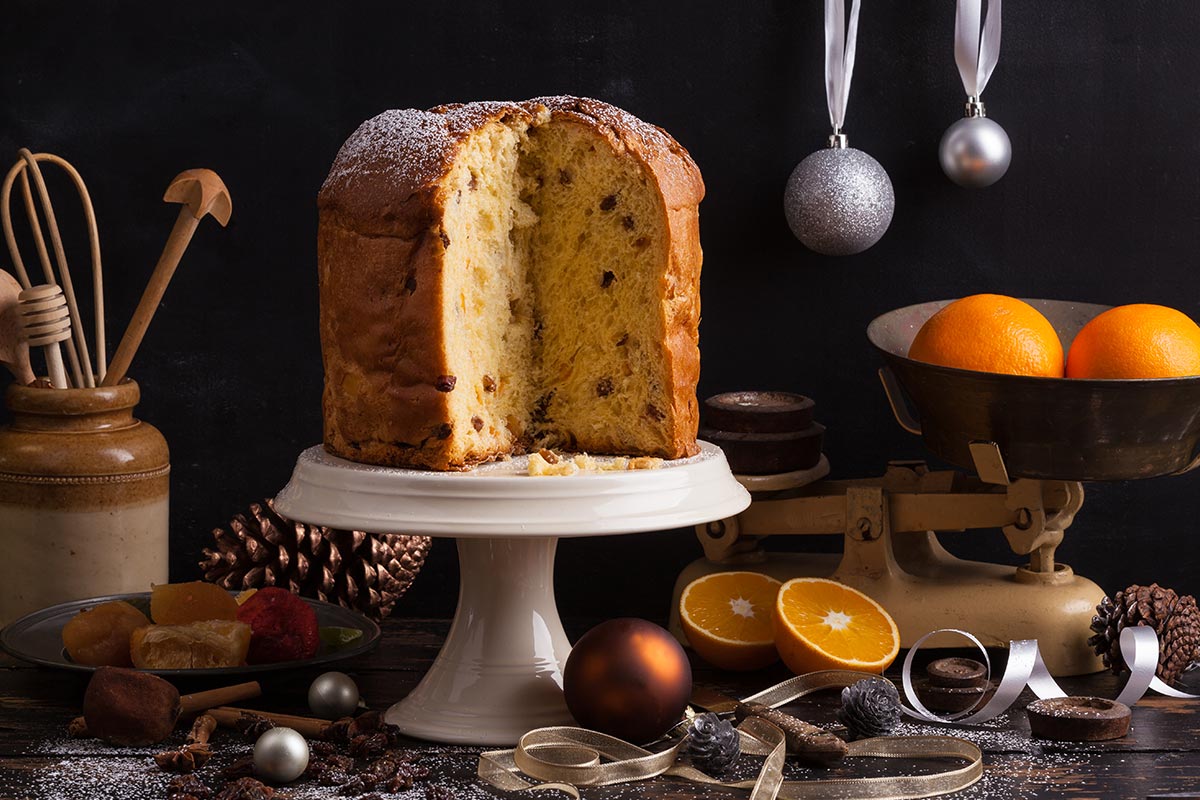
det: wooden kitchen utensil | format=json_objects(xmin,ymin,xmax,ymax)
[
  {"xmin": 81, "ymin": 666, "xmax": 261, "ymax": 745},
  {"xmin": 0, "ymin": 269, "xmax": 33, "ymax": 384},
  {"xmin": 17, "ymin": 284, "xmax": 72, "ymax": 389},
  {"xmin": 103, "ymin": 169, "xmax": 230, "ymax": 387},
  {"xmin": 1, "ymin": 150, "xmax": 105, "ymax": 387}
]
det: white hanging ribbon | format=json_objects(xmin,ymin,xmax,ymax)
[
  {"xmin": 823, "ymin": 0, "xmax": 861, "ymax": 132},
  {"xmin": 954, "ymin": 0, "xmax": 1002, "ymax": 98},
  {"xmin": 901, "ymin": 626, "xmax": 1200, "ymax": 726}
]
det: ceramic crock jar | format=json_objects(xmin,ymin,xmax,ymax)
[{"xmin": 0, "ymin": 379, "xmax": 169, "ymax": 625}]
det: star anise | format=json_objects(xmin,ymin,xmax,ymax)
[
  {"xmin": 154, "ymin": 743, "xmax": 212, "ymax": 773},
  {"xmin": 233, "ymin": 711, "xmax": 277, "ymax": 741}
]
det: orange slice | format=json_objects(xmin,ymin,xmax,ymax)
[
  {"xmin": 679, "ymin": 571, "xmax": 781, "ymax": 671},
  {"xmin": 773, "ymin": 578, "xmax": 899, "ymax": 674}
]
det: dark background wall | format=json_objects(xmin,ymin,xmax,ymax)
[{"xmin": 2, "ymin": 1, "xmax": 1197, "ymax": 623}]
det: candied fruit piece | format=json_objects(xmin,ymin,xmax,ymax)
[
  {"xmin": 236, "ymin": 587, "xmax": 319, "ymax": 664},
  {"xmin": 130, "ymin": 620, "xmax": 252, "ymax": 669},
  {"xmin": 62, "ymin": 601, "xmax": 150, "ymax": 667},
  {"xmin": 151, "ymin": 581, "xmax": 238, "ymax": 625}
]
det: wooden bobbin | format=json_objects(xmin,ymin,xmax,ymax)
[{"xmin": 17, "ymin": 284, "xmax": 71, "ymax": 388}]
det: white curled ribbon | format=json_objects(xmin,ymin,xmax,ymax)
[
  {"xmin": 901, "ymin": 626, "xmax": 1200, "ymax": 725},
  {"xmin": 823, "ymin": 0, "xmax": 861, "ymax": 132},
  {"xmin": 954, "ymin": 0, "xmax": 1001, "ymax": 98}
]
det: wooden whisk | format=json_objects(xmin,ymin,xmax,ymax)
[
  {"xmin": 1, "ymin": 149, "xmax": 105, "ymax": 387},
  {"xmin": 17, "ymin": 284, "xmax": 72, "ymax": 389}
]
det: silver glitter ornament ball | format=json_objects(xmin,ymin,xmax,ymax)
[
  {"xmin": 939, "ymin": 116, "xmax": 1011, "ymax": 188},
  {"xmin": 308, "ymin": 671, "xmax": 361, "ymax": 719},
  {"xmin": 784, "ymin": 145, "xmax": 895, "ymax": 256},
  {"xmin": 253, "ymin": 727, "xmax": 310, "ymax": 784}
]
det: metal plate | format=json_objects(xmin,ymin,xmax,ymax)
[
  {"xmin": 0, "ymin": 591, "xmax": 380, "ymax": 676},
  {"xmin": 868, "ymin": 299, "xmax": 1200, "ymax": 481}
]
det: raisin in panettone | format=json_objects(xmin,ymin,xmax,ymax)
[{"xmin": 318, "ymin": 96, "xmax": 704, "ymax": 470}]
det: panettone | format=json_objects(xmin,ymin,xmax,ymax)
[{"xmin": 318, "ymin": 96, "xmax": 704, "ymax": 470}]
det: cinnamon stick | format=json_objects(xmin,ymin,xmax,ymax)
[
  {"xmin": 208, "ymin": 706, "xmax": 330, "ymax": 739},
  {"xmin": 179, "ymin": 682, "xmax": 261, "ymax": 715},
  {"xmin": 735, "ymin": 701, "xmax": 848, "ymax": 767}
]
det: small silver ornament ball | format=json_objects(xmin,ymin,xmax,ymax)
[
  {"xmin": 253, "ymin": 726, "xmax": 310, "ymax": 784},
  {"xmin": 308, "ymin": 671, "xmax": 361, "ymax": 719},
  {"xmin": 784, "ymin": 146, "xmax": 895, "ymax": 256},
  {"xmin": 939, "ymin": 116, "xmax": 1011, "ymax": 188}
]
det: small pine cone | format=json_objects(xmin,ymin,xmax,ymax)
[
  {"xmin": 426, "ymin": 787, "xmax": 457, "ymax": 800},
  {"xmin": 1088, "ymin": 583, "xmax": 1200, "ymax": 684},
  {"xmin": 1159, "ymin": 594, "xmax": 1200, "ymax": 685},
  {"xmin": 167, "ymin": 775, "xmax": 212, "ymax": 800},
  {"xmin": 837, "ymin": 678, "xmax": 902, "ymax": 740},
  {"xmin": 686, "ymin": 713, "xmax": 740, "ymax": 774},
  {"xmin": 213, "ymin": 778, "xmax": 275, "ymax": 800}
]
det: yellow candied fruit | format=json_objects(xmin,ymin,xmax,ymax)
[
  {"xmin": 62, "ymin": 601, "xmax": 150, "ymax": 667},
  {"xmin": 150, "ymin": 581, "xmax": 238, "ymax": 625}
]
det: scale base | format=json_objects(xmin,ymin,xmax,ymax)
[{"xmin": 669, "ymin": 538, "xmax": 1105, "ymax": 677}]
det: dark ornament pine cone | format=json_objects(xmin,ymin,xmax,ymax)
[
  {"xmin": 837, "ymin": 677, "xmax": 902, "ymax": 740},
  {"xmin": 1088, "ymin": 583, "xmax": 1200, "ymax": 685},
  {"xmin": 686, "ymin": 712, "xmax": 740, "ymax": 774},
  {"xmin": 199, "ymin": 499, "xmax": 431, "ymax": 620}
]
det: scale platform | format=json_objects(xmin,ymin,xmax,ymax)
[{"xmin": 275, "ymin": 441, "xmax": 750, "ymax": 745}]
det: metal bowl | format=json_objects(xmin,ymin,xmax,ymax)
[{"xmin": 867, "ymin": 299, "xmax": 1200, "ymax": 481}]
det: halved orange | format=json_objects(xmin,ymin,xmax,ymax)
[
  {"xmin": 679, "ymin": 571, "xmax": 781, "ymax": 671},
  {"xmin": 773, "ymin": 578, "xmax": 899, "ymax": 674}
]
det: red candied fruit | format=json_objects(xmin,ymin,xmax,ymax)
[{"xmin": 235, "ymin": 587, "xmax": 319, "ymax": 664}]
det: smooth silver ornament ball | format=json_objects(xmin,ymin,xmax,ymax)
[
  {"xmin": 253, "ymin": 727, "xmax": 309, "ymax": 784},
  {"xmin": 939, "ymin": 116, "xmax": 1011, "ymax": 188},
  {"xmin": 308, "ymin": 671, "xmax": 361, "ymax": 719},
  {"xmin": 784, "ymin": 145, "xmax": 895, "ymax": 256}
]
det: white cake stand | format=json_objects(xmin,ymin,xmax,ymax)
[{"xmin": 274, "ymin": 441, "xmax": 750, "ymax": 745}]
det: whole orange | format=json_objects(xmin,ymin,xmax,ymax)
[
  {"xmin": 1066, "ymin": 304, "xmax": 1200, "ymax": 379},
  {"xmin": 908, "ymin": 294, "xmax": 1064, "ymax": 377}
]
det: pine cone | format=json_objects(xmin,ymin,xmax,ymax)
[
  {"xmin": 199, "ymin": 499, "xmax": 431, "ymax": 620},
  {"xmin": 1087, "ymin": 583, "xmax": 1200, "ymax": 685},
  {"xmin": 837, "ymin": 678, "xmax": 901, "ymax": 740},
  {"xmin": 686, "ymin": 713, "xmax": 740, "ymax": 774}
]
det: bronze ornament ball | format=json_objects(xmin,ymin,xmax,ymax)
[{"xmin": 562, "ymin": 618, "xmax": 692, "ymax": 744}]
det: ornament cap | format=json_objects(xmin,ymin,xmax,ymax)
[
  {"xmin": 827, "ymin": 132, "xmax": 849, "ymax": 149},
  {"xmin": 964, "ymin": 96, "xmax": 987, "ymax": 118}
]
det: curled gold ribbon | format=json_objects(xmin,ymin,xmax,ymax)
[{"xmin": 478, "ymin": 671, "xmax": 983, "ymax": 800}]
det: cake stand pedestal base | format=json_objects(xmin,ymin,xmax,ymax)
[{"xmin": 386, "ymin": 537, "xmax": 573, "ymax": 745}]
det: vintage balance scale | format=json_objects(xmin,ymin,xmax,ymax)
[{"xmin": 670, "ymin": 299, "xmax": 1200, "ymax": 677}]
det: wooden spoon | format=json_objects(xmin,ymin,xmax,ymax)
[
  {"xmin": 102, "ymin": 169, "xmax": 230, "ymax": 386},
  {"xmin": 0, "ymin": 269, "xmax": 33, "ymax": 384}
]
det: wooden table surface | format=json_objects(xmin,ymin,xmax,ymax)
[{"xmin": 2, "ymin": 617, "xmax": 1200, "ymax": 800}]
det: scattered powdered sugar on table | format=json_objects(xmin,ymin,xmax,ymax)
[{"xmin": 12, "ymin": 717, "xmax": 1112, "ymax": 800}]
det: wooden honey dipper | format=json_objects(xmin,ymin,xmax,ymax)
[{"xmin": 17, "ymin": 284, "xmax": 72, "ymax": 388}]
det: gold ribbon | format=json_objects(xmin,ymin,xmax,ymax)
[{"xmin": 477, "ymin": 671, "xmax": 983, "ymax": 800}]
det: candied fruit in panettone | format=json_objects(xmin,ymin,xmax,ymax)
[
  {"xmin": 130, "ymin": 620, "xmax": 252, "ymax": 669},
  {"xmin": 62, "ymin": 601, "xmax": 150, "ymax": 667},
  {"xmin": 150, "ymin": 581, "xmax": 239, "ymax": 625},
  {"xmin": 236, "ymin": 587, "xmax": 320, "ymax": 664}
]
